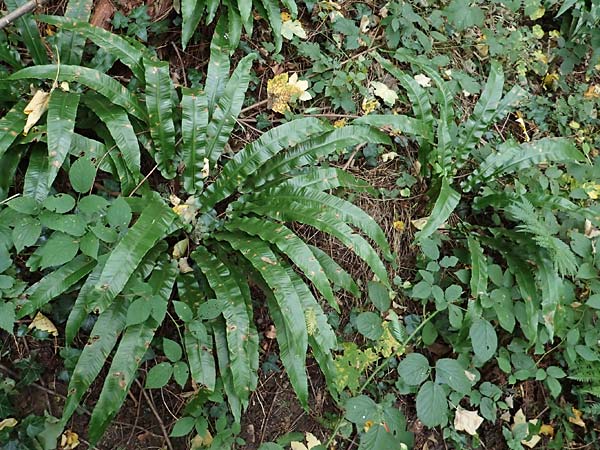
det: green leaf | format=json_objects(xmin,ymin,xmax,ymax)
[
  {"xmin": 126, "ymin": 298, "xmax": 151, "ymax": 326},
  {"xmin": 225, "ymin": 217, "xmax": 336, "ymax": 310},
  {"xmin": 79, "ymin": 232, "xmax": 99, "ymax": 259},
  {"xmin": 354, "ymin": 114, "xmax": 429, "ymax": 139},
  {"xmin": 0, "ymin": 101, "xmax": 28, "ymax": 159},
  {"xmin": 144, "ymin": 59, "xmax": 177, "ymax": 179},
  {"xmin": 444, "ymin": 0, "xmax": 484, "ymax": 30},
  {"xmin": 185, "ymin": 324, "xmax": 216, "ymax": 390},
  {"xmin": 467, "ymin": 236, "xmax": 488, "ymax": 299},
  {"xmin": 170, "ymin": 416, "xmax": 195, "ymax": 437},
  {"xmin": 586, "ymin": 294, "xmax": 600, "ymax": 309},
  {"xmin": 163, "ymin": 338, "xmax": 183, "ymax": 362},
  {"xmin": 38, "ymin": 16, "xmax": 148, "ymax": 80},
  {"xmin": 43, "ymin": 193, "xmax": 75, "ymax": 213},
  {"xmin": 368, "ymin": 281, "xmax": 390, "ymax": 312},
  {"xmin": 212, "ymin": 319, "xmax": 242, "ymax": 420},
  {"xmin": 86, "ymin": 193, "xmax": 176, "ymax": 315},
  {"xmin": 83, "ymin": 94, "xmax": 141, "ymax": 180},
  {"xmin": 39, "ymin": 211, "xmax": 87, "ymax": 236},
  {"xmin": 345, "ymin": 395, "xmax": 378, "ymax": 424},
  {"xmin": 33, "ymin": 232, "xmax": 79, "ymax": 270},
  {"xmin": 360, "ymin": 424, "xmax": 402, "ymax": 450},
  {"xmin": 0, "ymin": 302, "xmax": 16, "ymax": 334},
  {"xmin": 106, "ymin": 197, "xmax": 132, "ymax": 231},
  {"xmin": 416, "ymin": 178, "xmax": 460, "ymax": 241},
  {"xmin": 181, "ymin": 0, "xmax": 205, "ymax": 48},
  {"xmin": 4, "ymin": 0, "xmax": 48, "ymax": 65},
  {"xmin": 173, "ymin": 301, "xmax": 194, "ymax": 322},
  {"xmin": 356, "ymin": 312, "xmax": 384, "ymax": 340},
  {"xmin": 308, "ymin": 245, "xmax": 360, "ymax": 297},
  {"xmin": 491, "ymin": 288, "xmax": 515, "ymax": 333},
  {"xmin": 145, "ymin": 362, "xmax": 173, "ymax": 388},
  {"xmin": 204, "ymin": 16, "xmax": 231, "ymax": 114},
  {"xmin": 435, "ymin": 359, "xmax": 471, "ymax": 394},
  {"xmin": 12, "ymin": 216, "xmax": 41, "ymax": 252},
  {"xmin": 10, "ymin": 65, "xmax": 146, "ymax": 120},
  {"xmin": 56, "ymin": 0, "xmax": 94, "ymax": 65},
  {"xmin": 173, "ymin": 361, "xmax": 189, "ymax": 387},
  {"xmin": 69, "ymin": 157, "xmax": 97, "ymax": 193},
  {"xmin": 470, "ymin": 319, "xmax": 497, "ymax": 362},
  {"xmin": 46, "ymin": 91, "xmax": 80, "ymax": 190},
  {"xmin": 398, "ymin": 353, "xmax": 430, "ymax": 386},
  {"xmin": 181, "ymin": 87, "xmax": 209, "ymax": 193},
  {"xmin": 416, "ymin": 381, "xmax": 448, "ymax": 427},
  {"xmin": 8, "ymin": 196, "xmax": 40, "ymax": 214},
  {"xmin": 220, "ymin": 233, "xmax": 309, "ymax": 408},
  {"xmin": 61, "ymin": 300, "xmax": 128, "ymax": 426},
  {"xmin": 204, "ymin": 54, "xmax": 256, "ymax": 168}
]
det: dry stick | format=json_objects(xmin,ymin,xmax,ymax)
[
  {"xmin": 128, "ymin": 164, "xmax": 158, "ymax": 197},
  {"xmin": 134, "ymin": 379, "xmax": 175, "ymax": 450},
  {"xmin": 0, "ymin": 0, "xmax": 49, "ymax": 30}
]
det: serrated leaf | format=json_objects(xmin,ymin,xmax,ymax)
[
  {"xmin": 435, "ymin": 359, "xmax": 471, "ymax": 394},
  {"xmin": 398, "ymin": 353, "xmax": 430, "ymax": 386},
  {"xmin": 356, "ymin": 312, "xmax": 384, "ymax": 340},
  {"xmin": 470, "ymin": 319, "xmax": 497, "ymax": 362},
  {"xmin": 416, "ymin": 381, "xmax": 448, "ymax": 427}
]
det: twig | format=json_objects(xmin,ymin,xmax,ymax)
[
  {"xmin": 0, "ymin": 0, "xmax": 49, "ymax": 30},
  {"xmin": 135, "ymin": 379, "xmax": 174, "ymax": 450},
  {"xmin": 240, "ymin": 98, "xmax": 269, "ymax": 115},
  {"xmin": 128, "ymin": 164, "xmax": 158, "ymax": 197}
]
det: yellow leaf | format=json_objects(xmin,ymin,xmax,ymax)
[
  {"xmin": 361, "ymin": 97, "xmax": 379, "ymax": 115},
  {"xmin": 178, "ymin": 257, "xmax": 194, "ymax": 274},
  {"xmin": 363, "ymin": 420, "xmax": 374, "ymax": 432},
  {"xmin": 191, "ymin": 430, "xmax": 214, "ymax": 448},
  {"xmin": 0, "ymin": 418, "xmax": 18, "ymax": 431},
  {"xmin": 60, "ymin": 430, "xmax": 80, "ymax": 449},
  {"xmin": 543, "ymin": 72, "xmax": 559, "ymax": 90},
  {"xmin": 539, "ymin": 424, "xmax": 554, "ymax": 437},
  {"xmin": 267, "ymin": 73, "xmax": 311, "ymax": 114},
  {"xmin": 371, "ymin": 81, "xmax": 398, "ymax": 106},
  {"xmin": 393, "ymin": 220, "xmax": 405, "ymax": 232},
  {"xmin": 515, "ymin": 111, "xmax": 530, "ymax": 142},
  {"xmin": 569, "ymin": 408, "xmax": 586, "ymax": 428},
  {"xmin": 29, "ymin": 312, "xmax": 58, "ymax": 336},
  {"xmin": 201, "ymin": 157, "xmax": 210, "ymax": 178},
  {"xmin": 454, "ymin": 407, "xmax": 484, "ymax": 436},
  {"xmin": 584, "ymin": 84, "xmax": 600, "ymax": 99},
  {"xmin": 333, "ymin": 118, "xmax": 347, "ymax": 128},
  {"xmin": 23, "ymin": 90, "xmax": 50, "ymax": 135}
]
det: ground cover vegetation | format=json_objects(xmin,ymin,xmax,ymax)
[{"xmin": 0, "ymin": 0, "xmax": 598, "ymax": 448}]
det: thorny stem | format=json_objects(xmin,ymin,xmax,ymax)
[{"xmin": 325, "ymin": 310, "xmax": 440, "ymax": 448}]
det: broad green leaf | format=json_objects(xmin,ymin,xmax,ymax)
[
  {"xmin": 398, "ymin": 353, "xmax": 430, "ymax": 386},
  {"xmin": 225, "ymin": 217, "xmax": 336, "ymax": 310},
  {"xmin": 5, "ymin": 0, "xmax": 48, "ymax": 65},
  {"xmin": 43, "ymin": 193, "xmax": 75, "ymax": 213},
  {"xmin": 467, "ymin": 236, "xmax": 487, "ymax": 299},
  {"xmin": 345, "ymin": 395, "xmax": 378, "ymax": 424},
  {"xmin": 204, "ymin": 54, "xmax": 256, "ymax": 168},
  {"xmin": 360, "ymin": 424, "xmax": 402, "ymax": 450},
  {"xmin": 586, "ymin": 294, "xmax": 600, "ymax": 309},
  {"xmin": 185, "ymin": 325, "xmax": 216, "ymax": 391},
  {"xmin": 219, "ymin": 233, "xmax": 309, "ymax": 408},
  {"xmin": 83, "ymin": 94, "xmax": 141, "ymax": 180},
  {"xmin": 536, "ymin": 256, "xmax": 562, "ymax": 340},
  {"xmin": 0, "ymin": 148, "xmax": 24, "ymax": 201},
  {"xmin": 505, "ymin": 253, "xmax": 539, "ymax": 343},
  {"xmin": 173, "ymin": 361, "xmax": 189, "ymax": 387},
  {"xmin": 470, "ymin": 319, "xmax": 497, "ymax": 362},
  {"xmin": 12, "ymin": 216, "xmax": 41, "ymax": 252},
  {"xmin": 61, "ymin": 300, "xmax": 128, "ymax": 426},
  {"xmin": 86, "ymin": 193, "xmax": 176, "ymax": 315},
  {"xmin": 491, "ymin": 288, "xmax": 515, "ymax": 333},
  {"xmin": 80, "ymin": 232, "xmax": 99, "ymax": 259},
  {"xmin": 106, "ymin": 197, "xmax": 132, "ymax": 231},
  {"xmin": 192, "ymin": 246, "xmax": 254, "ymax": 400},
  {"xmin": 444, "ymin": 0, "xmax": 484, "ymax": 30},
  {"xmin": 39, "ymin": 211, "xmax": 87, "ymax": 236},
  {"xmin": 8, "ymin": 196, "xmax": 40, "ymax": 214},
  {"xmin": 259, "ymin": 0, "xmax": 283, "ymax": 51},
  {"xmin": 0, "ymin": 101, "xmax": 27, "ymax": 160},
  {"xmin": 354, "ymin": 114, "xmax": 429, "ymax": 138},
  {"xmin": 145, "ymin": 362, "xmax": 173, "ymax": 388},
  {"xmin": 145, "ymin": 59, "xmax": 177, "ymax": 179},
  {"xmin": 435, "ymin": 358, "xmax": 471, "ymax": 394},
  {"xmin": 10, "ymin": 65, "xmax": 146, "ymax": 120},
  {"xmin": 416, "ymin": 178, "xmax": 460, "ymax": 241},
  {"xmin": 278, "ymin": 167, "xmax": 375, "ymax": 194},
  {"xmin": 170, "ymin": 416, "xmax": 195, "ymax": 437},
  {"xmin": 32, "ymin": 232, "xmax": 79, "ymax": 270},
  {"xmin": 368, "ymin": 281, "xmax": 390, "ymax": 312},
  {"xmin": 0, "ymin": 303, "xmax": 15, "ymax": 334},
  {"xmin": 56, "ymin": 0, "xmax": 93, "ymax": 65},
  {"xmin": 46, "ymin": 91, "xmax": 80, "ymax": 189},
  {"xmin": 356, "ymin": 312, "xmax": 384, "ymax": 340},
  {"xmin": 69, "ymin": 157, "xmax": 97, "ymax": 193},
  {"xmin": 181, "ymin": 87, "xmax": 209, "ymax": 193},
  {"xmin": 125, "ymin": 298, "xmax": 151, "ymax": 326},
  {"xmin": 416, "ymin": 381, "xmax": 448, "ymax": 427},
  {"xmin": 39, "ymin": 16, "xmax": 147, "ymax": 80}
]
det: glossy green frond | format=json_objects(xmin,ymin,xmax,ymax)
[
  {"xmin": 181, "ymin": 88, "xmax": 209, "ymax": 193},
  {"xmin": 0, "ymin": 101, "xmax": 26, "ymax": 160},
  {"xmin": 144, "ymin": 59, "xmax": 177, "ymax": 179},
  {"xmin": 277, "ymin": 167, "xmax": 375, "ymax": 195},
  {"xmin": 308, "ymin": 245, "xmax": 360, "ymax": 297},
  {"xmin": 218, "ymin": 232, "xmax": 309, "ymax": 408},
  {"xmin": 225, "ymin": 216, "xmax": 337, "ymax": 310},
  {"xmin": 415, "ymin": 178, "xmax": 460, "ymax": 241},
  {"xmin": 56, "ymin": 0, "xmax": 93, "ymax": 65},
  {"xmin": 10, "ymin": 65, "xmax": 147, "ymax": 120},
  {"xmin": 5, "ymin": 0, "xmax": 48, "ymax": 65},
  {"xmin": 205, "ymin": 16, "xmax": 232, "ymax": 113},
  {"xmin": 23, "ymin": 145, "xmax": 49, "ymax": 202}
]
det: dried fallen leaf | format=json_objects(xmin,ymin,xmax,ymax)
[
  {"xmin": 265, "ymin": 325, "xmax": 277, "ymax": 339},
  {"xmin": 411, "ymin": 217, "xmax": 429, "ymax": 230},
  {"xmin": 584, "ymin": 219, "xmax": 600, "ymax": 239},
  {"xmin": 454, "ymin": 407, "xmax": 484, "ymax": 436},
  {"xmin": 23, "ymin": 90, "xmax": 50, "ymax": 135},
  {"xmin": 29, "ymin": 312, "xmax": 58, "ymax": 336},
  {"xmin": 381, "ymin": 151, "xmax": 398, "ymax": 162},
  {"xmin": 361, "ymin": 97, "xmax": 379, "ymax": 115},
  {"xmin": 513, "ymin": 408, "xmax": 542, "ymax": 448},
  {"xmin": 281, "ymin": 18, "xmax": 307, "ymax": 40},
  {"xmin": 0, "ymin": 418, "xmax": 18, "ymax": 431},
  {"xmin": 201, "ymin": 157, "xmax": 210, "ymax": 178},
  {"xmin": 60, "ymin": 430, "xmax": 80, "ymax": 449},
  {"xmin": 569, "ymin": 407, "xmax": 586, "ymax": 428},
  {"xmin": 291, "ymin": 432, "xmax": 322, "ymax": 450},
  {"xmin": 584, "ymin": 84, "xmax": 600, "ymax": 99},
  {"xmin": 539, "ymin": 424, "xmax": 554, "ymax": 437},
  {"xmin": 414, "ymin": 74, "xmax": 432, "ymax": 88},
  {"xmin": 173, "ymin": 238, "xmax": 189, "ymax": 259},
  {"xmin": 371, "ymin": 81, "xmax": 398, "ymax": 106},
  {"xmin": 191, "ymin": 430, "xmax": 213, "ymax": 448},
  {"xmin": 178, "ymin": 257, "xmax": 194, "ymax": 274}
]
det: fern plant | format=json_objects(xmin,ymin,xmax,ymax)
[
  {"xmin": 180, "ymin": 0, "xmax": 295, "ymax": 51},
  {"xmin": 0, "ymin": 15, "xmax": 392, "ymax": 446}
]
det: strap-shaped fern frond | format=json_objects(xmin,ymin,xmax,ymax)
[
  {"xmin": 0, "ymin": 101, "xmax": 26, "ymax": 160},
  {"xmin": 276, "ymin": 167, "xmax": 375, "ymax": 195},
  {"xmin": 218, "ymin": 232, "xmax": 310, "ymax": 407},
  {"xmin": 181, "ymin": 88, "xmax": 209, "ymax": 193},
  {"xmin": 309, "ymin": 245, "xmax": 360, "ymax": 297},
  {"xmin": 4, "ymin": 0, "xmax": 48, "ymax": 65},
  {"xmin": 23, "ymin": 145, "xmax": 50, "ymax": 202},
  {"xmin": 225, "ymin": 216, "xmax": 337, "ymax": 310},
  {"xmin": 87, "ymin": 259, "xmax": 177, "ymax": 444},
  {"xmin": 55, "ymin": 0, "xmax": 93, "ymax": 65},
  {"xmin": 191, "ymin": 246, "xmax": 256, "ymax": 401}
]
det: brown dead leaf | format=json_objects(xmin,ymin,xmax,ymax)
[{"xmin": 569, "ymin": 408, "xmax": 586, "ymax": 428}]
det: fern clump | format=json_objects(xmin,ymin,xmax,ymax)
[{"xmin": 0, "ymin": 15, "xmax": 393, "ymax": 446}]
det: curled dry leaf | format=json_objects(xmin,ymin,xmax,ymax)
[
  {"xmin": 173, "ymin": 238, "xmax": 189, "ymax": 259},
  {"xmin": 569, "ymin": 407, "xmax": 586, "ymax": 428},
  {"xmin": 0, "ymin": 418, "xmax": 18, "ymax": 431},
  {"xmin": 584, "ymin": 219, "xmax": 600, "ymax": 239},
  {"xmin": 23, "ymin": 90, "xmax": 50, "ymax": 135},
  {"xmin": 371, "ymin": 81, "xmax": 398, "ymax": 106},
  {"xmin": 290, "ymin": 432, "xmax": 322, "ymax": 450},
  {"xmin": 454, "ymin": 406, "xmax": 484, "ymax": 436},
  {"xmin": 29, "ymin": 312, "xmax": 58, "ymax": 336},
  {"xmin": 60, "ymin": 430, "xmax": 80, "ymax": 449}
]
